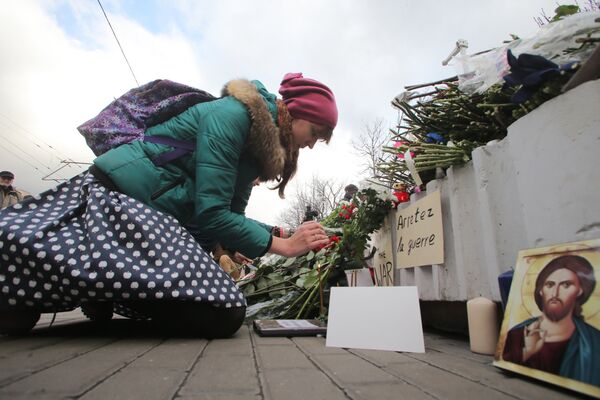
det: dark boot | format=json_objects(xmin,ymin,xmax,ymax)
[
  {"xmin": 150, "ymin": 302, "xmax": 246, "ymax": 338},
  {"xmin": 81, "ymin": 302, "xmax": 114, "ymax": 322},
  {"xmin": 181, "ymin": 303, "xmax": 246, "ymax": 338},
  {"xmin": 0, "ymin": 308, "xmax": 41, "ymax": 335}
]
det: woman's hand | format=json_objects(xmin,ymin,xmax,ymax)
[
  {"xmin": 232, "ymin": 252, "xmax": 253, "ymax": 265},
  {"xmin": 269, "ymin": 221, "xmax": 329, "ymax": 257}
]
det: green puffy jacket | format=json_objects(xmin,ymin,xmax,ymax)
[{"xmin": 93, "ymin": 79, "xmax": 286, "ymax": 258}]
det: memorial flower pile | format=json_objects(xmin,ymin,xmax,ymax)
[
  {"xmin": 376, "ymin": 7, "xmax": 600, "ymax": 189},
  {"xmin": 240, "ymin": 189, "xmax": 394, "ymax": 320}
]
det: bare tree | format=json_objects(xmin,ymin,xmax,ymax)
[
  {"xmin": 277, "ymin": 174, "xmax": 345, "ymax": 229},
  {"xmin": 352, "ymin": 119, "xmax": 393, "ymax": 178}
]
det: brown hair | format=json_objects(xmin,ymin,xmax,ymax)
[
  {"xmin": 534, "ymin": 255, "xmax": 596, "ymax": 318},
  {"xmin": 271, "ymin": 100, "xmax": 332, "ymax": 198},
  {"xmin": 271, "ymin": 100, "xmax": 298, "ymax": 198}
]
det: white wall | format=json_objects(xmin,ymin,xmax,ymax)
[{"xmin": 391, "ymin": 79, "xmax": 600, "ymax": 301}]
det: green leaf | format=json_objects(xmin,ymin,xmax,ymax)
[
  {"xmin": 266, "ymin": 273, "xmax": 284, "ymax": 284},
  {"xmin": 295, "ymin": 275, "xmax": 306, "ymax": 288},
  {"xmin": 306, "ymin": 251, "xmax": 315, "ymax": 261},
  {"xmin": 315, "ymin": 248, "xmax": 328, "ymax": 258},
  {"xmin": 295, "ymin": 266, "xmax": 309, "ymax": 277},
  {"xmin": 268, "ymin": 288, "xmax": 287, "ymax": 298},
  {"xmin": 552, "ymin": 5, "xmax": 579, "ymax": 21},
  {"xmin": 256, "ymin": 277, "xmax": 269, "ymax": 290},
  {"xmin": 243, "ymin": 284, "xmax": 255, "ymax": 295},
  {"xmin": 296, "ymin": 269, "xmax": 319, "ymax": 289},
  {"xmin": 282, "ymin": 257, "xmax": 297, "ymax": 268}
]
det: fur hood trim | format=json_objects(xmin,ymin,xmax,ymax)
[{"xmin": 222, "ymin": 79, "xmax": 285, "ymax": 181}]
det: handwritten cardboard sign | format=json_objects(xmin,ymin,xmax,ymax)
[
  {"xmin": 345, "ymin": 268, "xmax": 374, "ymax": 287},
  {"xmin": 396, "ymin": 190, "xmax": 444, "ymax": 268},
  {"xmin": 372, "ymin": 214, "xmax": 395, "ymax": 285}
]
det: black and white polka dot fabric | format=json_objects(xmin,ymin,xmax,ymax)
[{"xmin": 0, "ymin": 172, "xmax": 246, "ymax": 313}]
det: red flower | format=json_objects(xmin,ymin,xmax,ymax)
[
  {"xmin": 394, "ymin": 142, "xmax": 415, "ymax": 159},
  {"xmin": 394, "ymin": 191, "xmax": 410, "ymax": 203},
  {"xmin": 314, "ymin": 235, "xmax": 341, "ymax": 252}
]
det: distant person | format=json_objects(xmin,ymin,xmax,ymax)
[
  {"xmin": 0, "ymin": 171, "xmax": 30, "ymax": 210},
  {"xmin": 0, "ymin": 73, "xmax": 336, "ymax": 337},
  {"xmin": 502, "ymin": 255, "xmax": 600, "ymax": 386},
  {"xmin": 342, "ymin": 184, "xmax": 358, "ymax": 202},
  {"xmin": 302, "ymin": 205, "xmax": 320, "ymax": 222}
]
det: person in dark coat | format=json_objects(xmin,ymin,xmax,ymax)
[
  {"xmin": 0, "ymin": 171, "xmax": 30, "ymax": 210},
  {"xmin": 342, "ymin": 184, "xmax": 358, "ymax": 202}
]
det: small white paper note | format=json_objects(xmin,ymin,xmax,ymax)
[
  {"xmin": 276, "ymin": 320, "xmax": 319, "ymax": 329},
  {"xmin": 326, "ymin": 286, "xmax": 425, "ymax": 353}
]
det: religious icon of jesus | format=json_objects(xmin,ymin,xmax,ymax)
[{"xmin": 494, "ymin": 239, "xmax": 600, "ymax": 398}]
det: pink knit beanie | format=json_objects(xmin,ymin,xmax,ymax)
[{"xmin": 279, "ymin": 72, "xmax": 338, "ymax": 129}]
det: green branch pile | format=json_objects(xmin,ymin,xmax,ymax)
[
  {"xmin": 377, "ymin": 48, "xmax": 592, "ymax": 188},
  {"xmin": 376, "ymin": 6, "xmax": 600, "ymax": 189}
]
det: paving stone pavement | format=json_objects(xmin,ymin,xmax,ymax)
[{"xmin": 0, "ymin": 310, "xmax": 592, "ymax": 399}]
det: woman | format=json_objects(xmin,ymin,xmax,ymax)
[{"xmin": 0, "ymin": 72, "xmax": 337, "ymax": 337}]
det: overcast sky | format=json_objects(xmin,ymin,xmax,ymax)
[{"xmin": 0, "ymin": 0, "xmax": 563, "ymax": 225}]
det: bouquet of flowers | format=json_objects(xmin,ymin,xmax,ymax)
[{"xmin": 240, "ymin": 188, "xmax": 395, "ymax": 320}]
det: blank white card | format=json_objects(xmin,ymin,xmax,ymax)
[{"xmin": 326, "ymin": 286, "xmax": 425, "ymax": 353}]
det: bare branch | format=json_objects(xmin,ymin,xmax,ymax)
[
  {"xmin": 276, "ymin": 174, "xmax": 347, "ymax": 229},
  {"xmin": 352, "ymin": 118, "xmax": 394, "ymax": 178}
]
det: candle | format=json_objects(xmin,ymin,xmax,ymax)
[{"xmin": 467, "ymin": 297, "xmax": 499, "ymax": 355}]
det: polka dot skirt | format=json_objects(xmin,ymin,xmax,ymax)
[{"xmin": 0, "ymin": 172, "xmax": 246, "ymax": 313}]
